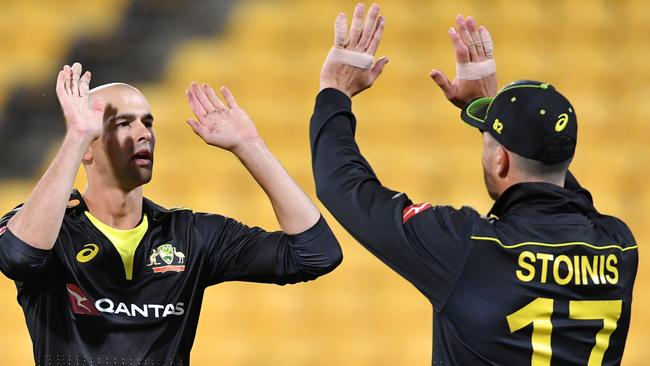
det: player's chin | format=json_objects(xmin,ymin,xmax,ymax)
[
  {"xmin": 131, "ymin": 165, "xmax": 153, "ymax": 185},
  {"xmin": 139, "ymin": 168, "xmax": 153, "ymax": 184}
]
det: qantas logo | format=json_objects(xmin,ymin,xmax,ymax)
[
  {"xmin": 66, "ymin": 283, "xmax": 185, "ymax": 318},
  {"xmin": 402, "ymin": 203, "xmax": 432, "ymax": 223},
  {"xmin": 66, "ymin": 284, "xmax": 100, "ymax": 316}
]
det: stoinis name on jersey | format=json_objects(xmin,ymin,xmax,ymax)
[{"xmin": 515, "ymin": 252, "xmax": 619, "ymax": 286}]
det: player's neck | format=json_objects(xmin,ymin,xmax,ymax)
[{"xmin": 82, "ymin": 184, "xmax": 144, "ymax": 230}]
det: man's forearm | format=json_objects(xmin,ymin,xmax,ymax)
[
  {"xmin": 232, "ymin": 137, "xmax": 320, "ymax": 234},
  {"xmin": 7, "ymin": 133, "xmax": 90, "ymax": 250}
]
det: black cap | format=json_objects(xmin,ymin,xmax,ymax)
[{"xmin": 461, "ymin": 80, "xmax": 577, "ymax": 164}]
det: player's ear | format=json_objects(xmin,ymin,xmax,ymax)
[{"xmin": 496, "ymin": 146, "xmax": 509, "ymax": 178}]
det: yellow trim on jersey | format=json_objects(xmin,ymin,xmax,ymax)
[
  {"xmin": 85, "ymin": 211, "xmax": 149, "ymax": 280},
  {"xmin": 471, "ymin": 236, "xmax": 637, "ymax": 252}
]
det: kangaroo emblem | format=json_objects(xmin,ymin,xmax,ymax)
[
  {"xmin": 148, "ymin": 248, "xmax": 160, "ymax": 266},
  {"xmin": 66, "ymin": 287, "xmax": 92, "ymax": 313}
]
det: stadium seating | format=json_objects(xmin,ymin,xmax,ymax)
[
  {"xmin": 1, "ymin": 0, "xmax": 648, "ymax": 364},
  {"xmin": 0, "ymin": 0, "xmax": 129, "ymax": 106}
]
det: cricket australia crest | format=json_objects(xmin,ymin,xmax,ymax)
[{"xmin": 148, "ymin": 244, "xmax": 186, "ymax": 273}]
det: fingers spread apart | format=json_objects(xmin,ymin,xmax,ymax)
[
  {"xmin": 356, "ymin": 3, "xmax": 380, "ymax": 52},
  {"xmin": 366, "ymin": 15, "xmax": 384, "ymax": 55},
  {"xmin": 187, "ymin": 83, "xmax": 239, "ymax": 120},
  {"xmin": 448, "ymin": 15, "xmax": 496, "ymax": 80},
  {"xmin": 57, "ymin": 63, "xmax": 91, "ymax": 100},
  {"xmin": 329, "ymin": 3, "xmax": 384, "ymax": 68},
  {"xmin": 203, "ymin": 84, "xmax": 225, "ymax": 110},
  {"xmin": 455, "ymin": 15, "xmax": 479, "ymax": 62}
]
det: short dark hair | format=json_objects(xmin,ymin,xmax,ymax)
[{"xmin": 511, "ymin": 153, "xmax": 572, "ymax": 181}]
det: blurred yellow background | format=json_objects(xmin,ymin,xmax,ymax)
[{"xmin": 0, "ymin": 0, "xmax": 648, "ymax": 364}]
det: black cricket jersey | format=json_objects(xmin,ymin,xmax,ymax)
[
  {"xmin": 310, "ymin": 88, "xmax": 638, "ymax": 365},
  {"xmin": 0, "ymin": 190, "xmax": 342, "ymax": 366}
]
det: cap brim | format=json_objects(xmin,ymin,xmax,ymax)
[{"xmin": 461, "ymin": 97, "xmax": 493, "ymax": 130}]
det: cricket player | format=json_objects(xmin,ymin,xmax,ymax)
[
  {"xmin": 311, "ymin": 4, "xmax": 637, "ymax": 365},
  {"xmin": 0, "ymin": 63, "xmax": 342, "ymax": 365}
]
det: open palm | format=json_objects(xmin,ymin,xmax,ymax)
[
  {"xmin": 185, "ymin": 83, "xmax": 259, "ymax": 152},
  {"xmin": 55, "ymin": 62, "xmax": 104, "ymax": 141},
  {"xmin": 430, "ymin": 15, "xmax": 498, "ymax": 108}
]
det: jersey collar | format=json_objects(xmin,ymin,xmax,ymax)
[
  {"xmin": 488, "ymin": 182, "xmax": 596, "ymax": 219},
  {"xmin": 67, "ymin": 189, "xmax": 170, "ymax": 221}
]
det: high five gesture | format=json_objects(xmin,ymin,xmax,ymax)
[
  {"xmin": 430, "ymin": 15, "xmax": 498, "ymax": 108},
  {"xmin": 320, "ymin": 3, "xmax": 388, "ymax": 98},
  {"xmin": 185, "ymin": 83, "xmax": 260, "ymax": 154},
  {"xmin": 55, "ymin": 62, "xmax": 105, "ymax": 143}
]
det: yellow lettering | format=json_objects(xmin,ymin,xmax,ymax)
[
  {"xmin": 536, "ymin": 253, "xmax": 554, "ymax": 284},
  {"xmin": 573, "ymin": 255, "xmax": 581, "ymax": 285},
  {"xmin": 605, "ymin": 255, "xmax": 619, "ymax": 284},
  {"xmin": 553, "ymin": 255, "xmax": 573, "ymax": 285},
  {"xmin": 599, "ymin": 255, "xmax": 607, "ymax": 284},
  {"xmin": 517, "ymin": 251, "xmax": 536, "ymax": 282},
  {"xmin": 581, "ymin": 255, "xmax": 599, "ymax": 285},
  {"xmin": 493, "ymin": 119, "xmax": 504, "ymax": 134}
]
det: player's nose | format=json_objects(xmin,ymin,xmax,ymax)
[{"xmin": 134, "ymin": 119, "xmax": 153, "ymax": 143}]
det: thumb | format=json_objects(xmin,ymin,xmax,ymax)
[
  {"xmin": 370, "ymin": 56, "xmax": 389, "ymax": 80},
  {"xmin": 430, "ymin": 69, "xmax": 453, "ymax": 95}
]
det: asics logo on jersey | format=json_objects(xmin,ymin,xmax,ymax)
[
  {"xmin": 402, "ymin": 203, "xmax": 432, "ymax": 223},
  {"xmin": 76, "ymin": 243, "xmax": 99, "ymax": 263}
]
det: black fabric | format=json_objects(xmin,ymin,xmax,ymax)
[
  {"xmin": 311, "ymin": 88, "xmax": 638, "ymax": 365},
  {"xmin": 0, "ymin": 191, "xmax": 341, "ymax": 365}
]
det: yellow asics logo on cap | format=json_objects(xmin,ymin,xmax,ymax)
[
  {"xmin": 555, "ymin": 113, "xmax": 569, "ymax": 132},
  {"xmin": 76, "ymin": 244, "xmax": 99, "ymax": 263},
  {"xmin": 493, "ymin": 119, "xmax": 504, "ymax": 134}
]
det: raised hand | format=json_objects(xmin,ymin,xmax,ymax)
[
  {"xmin": 55, "ymin": 62, "xmax": 105, "ymax": 142},
  {"xmin": 320, "ymin": 3, "xmax": 388, "ymax": 98},
  {"xmin": 185, "ymin": 83, "xmax": 260, "ymax": 153},
  {"xmin": 430, "ymin": 15, "xmax": 498, "ymax": 108}
]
